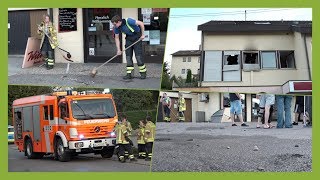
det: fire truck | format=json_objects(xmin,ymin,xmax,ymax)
[{"xmin": 12, "ymin": 90, "xmax": 118, "ymax": 162}]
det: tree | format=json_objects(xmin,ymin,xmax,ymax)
[
  {"xmin": 186, "ymin": 69, "xmax": 192, "ymax": 83},
  {"xmin": 161, "ymin": 62, "xmax": 172, "ymax": 90}
]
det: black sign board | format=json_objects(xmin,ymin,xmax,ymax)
[{"xmin": 58, "ymin": 8, "xmax": 77, "ymax": 32}]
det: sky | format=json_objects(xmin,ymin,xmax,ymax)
[{"xmin": 164, "ymin": 8, "xmax": 312, "ymax": 67}]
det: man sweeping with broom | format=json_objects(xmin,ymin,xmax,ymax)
[
  {"xmin": 111, "ymin": 15, "xmax": 147, "ymax": 80},
  {"xmin": 37, "ymin": 14, "xmax": 58, "ymax": 70}
]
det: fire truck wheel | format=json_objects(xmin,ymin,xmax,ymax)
[
  {"xmin": 101, "ymin": 146, "xmax": 115, "ymax": 158},
  {"xmin": 25, "ymin": 139, "xmax": 43, "ymax": 159},
  {"xmin": 56, "ymin": 138, "xmax": 71, "ymax": 162}
]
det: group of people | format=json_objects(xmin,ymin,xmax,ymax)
[
  {"xmin": 160, "ymin": 93, "xmax": 186, "ymax": 122},
  {"xmin": 229, "ymin": 93, "xmax": 311, "ymax": 128},
  {"xmin": 37, "ymin": 14, "xmax": 147, "ymax": 79},
  {"xmin": 115, "ymin": 115, "xmax": 155, "ymax": 163}
]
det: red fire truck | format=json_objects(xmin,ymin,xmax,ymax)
[{"xmin": 12, "ymin": 91, "xmax": 118, "ymax": 162}]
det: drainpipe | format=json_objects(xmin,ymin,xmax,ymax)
[
  {"xmin": 199, "ymin": 32, "xmax": 204, "ymax": 87},
  {"xmin": 303, "ymin": 34, "xmax": 311, "ymax": 80}
]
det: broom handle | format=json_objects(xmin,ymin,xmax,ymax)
[
  {"xmin": 38, "ymin": 24, "xmax": 70, "ymax": 54},
  {"xmin": 94, "ymin": 39, "xmax": 142, "ymax": 71}
]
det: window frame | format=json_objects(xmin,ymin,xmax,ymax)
[
  {"xmin": 278, "ymin": 50, "xmax": 296, "ymax": 69},
  {"xmin": 260, "ymin": 51, "xmax": 278, "ymax": 69}
]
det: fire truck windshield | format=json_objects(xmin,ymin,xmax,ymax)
[{"xmin": 71, "ymin": 99, "xmax": 116, "ymax": 120}]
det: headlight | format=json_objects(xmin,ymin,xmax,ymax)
[
  {"xmin": 110, "ymin": 132, "xmax": 116, "ymax": 137},
  {"xmin": 79, "ymin": 134, "xmax": 84, "ymax": 139}
]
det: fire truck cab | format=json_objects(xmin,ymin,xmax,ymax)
[{"xmin": 12, "ymin": 91, "xmax": 118, "ymax": 162}]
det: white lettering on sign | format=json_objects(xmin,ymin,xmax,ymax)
[{"xmin": 83, "ymin": 119, "xmax": 110, "ymax": 124}]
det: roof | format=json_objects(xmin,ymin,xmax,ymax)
[
  {"xmin": 198, "ymin": 21, "xmax": 312, "ymax": 34},
  {"xmin": 171, "ymin": 50, "xmax": 202, "ymax": 56}
]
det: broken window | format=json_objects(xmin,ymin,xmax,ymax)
[
  {"xmin": 261, "ymin": 51, "xmax": 277, "ymax": 69},
  {"xmin": 242, "ymin": 51, "xmax": 260, "ymax": 71},
  {"xmin": 243, "ymin": 52, "xmax": 259, "ymax": 64},
  {"xmin": 279, "ymin": 51, "xmax": 295, "ymax": 68},
  {"xmin": 224, "ymin": 54, "xmax": 239, "ymax": 65}
]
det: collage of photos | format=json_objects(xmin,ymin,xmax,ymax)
[{"xmin": 7, "ymin": 8, "xmax": 312, "ymax": 172}]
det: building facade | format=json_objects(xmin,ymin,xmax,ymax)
[
  {"xmin": 160, "ymin": 91, "xmax": 309, "ymax": 124},
  {"xmin": 170, "ymin": 50, "xmax": 201, "ymax": 79},
  {"xmin": 8, "ymin": 8, "xmax": 169, "ymax": 64},
  {"xmin": 176, "ymin": 21, "xmax": 312, "ymax": 94}
]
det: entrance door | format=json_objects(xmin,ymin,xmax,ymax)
[
  {"xmin": 138, "ymin": 8, "xmax": 169, "ymax": 63},
  {"xmin": 8, "ymin": 11, "xmax": 31, "ymax": 55},
  {"xmin": 83, "ymin": 8, "xmax": 122, "ymax": 63}
]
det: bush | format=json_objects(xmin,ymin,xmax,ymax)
[{"xmin": 118, "ymin": 110, "xmax": 157, "ymax": 130}]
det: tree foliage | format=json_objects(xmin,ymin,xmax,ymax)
[
  {"xmin": 186, "ymin": 69, "xmax": 192, "ymax": 83},
  {"xmin": 161, "ymin": 62, "xmax": 172, "ymax": 90}
]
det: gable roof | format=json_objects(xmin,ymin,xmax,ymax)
[
  {"xmin": 198, "ymin": 21, "xmax": 312, "ymax": 34},
  {"xmin": 172, "ymin": 50, "xmax": 202, "ymax": 56}
]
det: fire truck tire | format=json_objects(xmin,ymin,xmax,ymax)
[
  {"xmin": 101, "ymin": 146, "xmax": 115, "ymax": 158},
  {"xmin": 25, "ymin": 139, "xmax": 44, "ymax": 159},
  {"xmin": 56, "ymin": 138, "xmax": 71, "ymax": 162}
]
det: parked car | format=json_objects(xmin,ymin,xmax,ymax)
[{"xmin": 8, "ymin": 125, "xmax": 14, "ymax": 143}]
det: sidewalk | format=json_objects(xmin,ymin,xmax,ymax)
[{"xmin": 8, "ymin": 55, "xmax": 162, "ymax": 89}]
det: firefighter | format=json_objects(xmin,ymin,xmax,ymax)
[
  {"xmin": 111, "ymin": 15, "xmax": 147, "ymax": 80},
  {"xmin": 160, "ymin": 93, "xmax": 172, "ymax": 122},
  {"xmin": 37, "ymin": 14, "xmax": 58, "ymax": 70},
  {"xmin": 121, "ymin": 115, "xmax": 133, "ymax": 158},
  {"xmin": 143, "ymin": 116, "xmax": 155, "ymax": 161},
  {"xmin": 137, "ymin": 120, "xmax": 146, "ymax": 159},
  {"xmin": 115, "ymin": 119, "xmax": 136, "ymax": 163},
  {"xmin": 178, "ymin": 93, "xmax": 186, "ymax": 122}
]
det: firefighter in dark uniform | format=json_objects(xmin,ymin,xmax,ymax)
[
  {"xmin": 143, "ymin": 116, "xmax": 155, "ymax": 161},
  {"xmin": 111, "ymin": 15, "xmax": 147, "ymax": 79},
  {"xmin": 115, "ymin": 119, "xmax": 136, "ymax": 163},
  {"xmin": 37, "ymin": 14, "xmax": 58, "ymax": 70}
]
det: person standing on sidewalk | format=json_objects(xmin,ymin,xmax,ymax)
[
  {"xmin": 256, "ymin": 93, "xmax": 275, "ymax": 129},
  {"xmin": 111, "ymin": 15, "xmax": 147, "ymax": 79},
  {"xmin": 137, "ymin": 120, "xmax": 146, "ymax": 159},
  {"xmin": 37, "ymin": 14, "xmax": 58, "ymax": 70},
  {"xmin": 229, "ymin": 93, "xmax": 248, "ymax": 127},
  {"xmin": 121, "ymin": 115, "xmax": 133, "ymax": 158},
  {"xmin": 178, "ymin": 92, "xmax": 186, "ymax": 122},
  {"xmin": 160, "ymin": 93, "xmax": 172, "ymax": 122},
  {"xmin": 143, "ymin": 116, "xmax": 155, "ymax": 161},
  {"xmin": 276, "ymin": 95, "xmax": 293, "ymax": 128}
]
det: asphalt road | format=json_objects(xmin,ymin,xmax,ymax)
[
  {"xmin": 151, "ymin": 122, "xmax": 312, "ymax": 172},
  {"xmin": 8, "ymin": 55, "xmax": 161, "ymax": 90},
  {"xmin": 8, "ymin": 144, "xmax": 151, "ymax": 172}
]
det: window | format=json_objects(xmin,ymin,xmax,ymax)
[
  {"xmin": 279, "ymin": 51, "xmax": 295, "ymax": 68},
  {"xmin": 14, "ymin": 108, "xmax": 22, "ymax": 139},
  {"xmin": 203, "ymin": 51, "xmax": 222, "ymax": 81},
  {"xmin": 181, "ymin": 69, "xmax": 186, "ymax": 74},
  {"xmin": 224, "ymin": 54, "xmax": 239, "ymax": 65},
  {"xmin": 261, "ymin": 51, "xmax": 277, "ymax": 69},
  {"xmin": 243, "ymin": 52, "xmax": 259, "ymax": 64},
  {"xmin": 183, "ymin": 57, "xmax": 186, "ymax": 62},
  {"xmin": 59, "ymin": 103, "xmax": 69, "ymax": 119},
  {"xmin": 43, "ymin": 106, "xmax": 49, "ymax": 120},
  {"xmin": 49, "ymin": 105, "xmax": 54, "ymax": 120},
  {"xmin": 188, "ymin": 57, "xmax": 191, "ymax": 62},
  {"xmin": 242, "ymin": 51, "xmax": 260, "ymax": 71}
]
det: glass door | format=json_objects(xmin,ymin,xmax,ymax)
[{"xmin": 83, "ymin": 8, "xmax": 122, "ymax": 63}]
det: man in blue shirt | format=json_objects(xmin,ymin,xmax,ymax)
[{"xmin": 111, "ymin": 15, "xmax": 147, "ymax": 79}]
